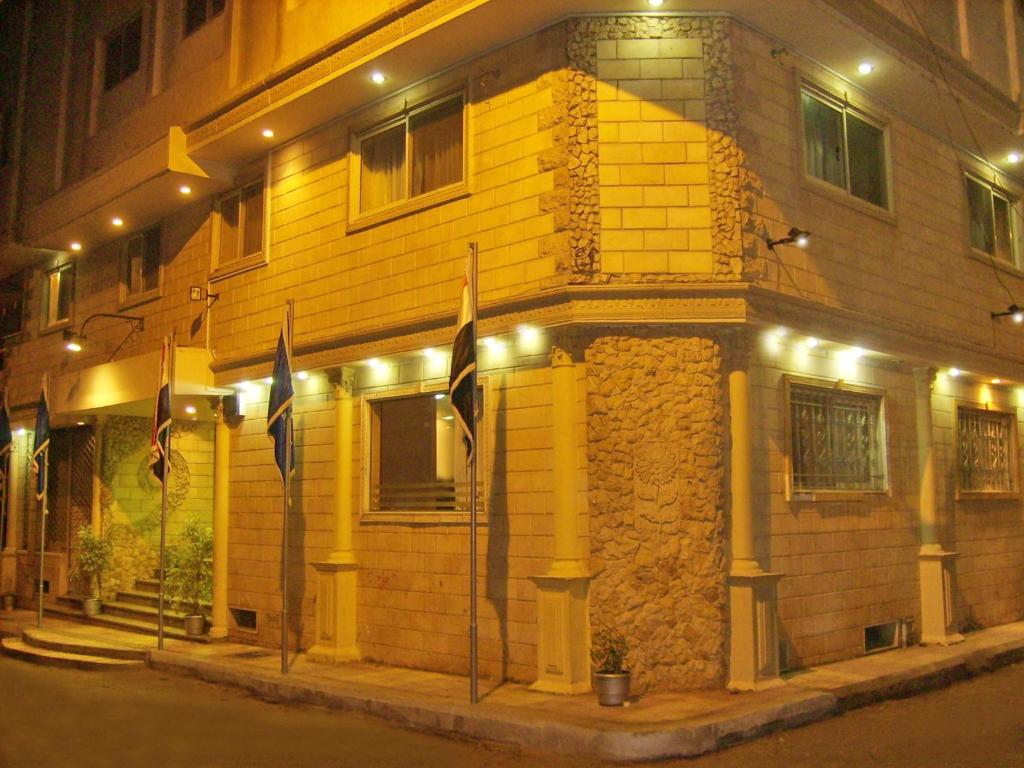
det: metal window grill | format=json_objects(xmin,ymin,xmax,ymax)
[
  {"xmin": 958, "ymin": 408, "xmax": 1014, "ymax": 492},
  {"xmin": 790, "ymin": 385, "xmax": 884, "ymax": 491}
]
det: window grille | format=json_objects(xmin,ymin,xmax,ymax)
[
  {"xmin": 957, "ymin": 407, "xmax": 1016, "ymax": 493},
  {"xmin": 790, "ymin": 383, "xmax": 886, "ymax": 492}
]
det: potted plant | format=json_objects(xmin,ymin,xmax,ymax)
[
  {"xmin": 74, "ymin": 525, "xmax": 111, "ymax": 617},
  {"xmin": 166, "ymin": 519, "xmax": 213, "ymax": 636},
  {"xmin": 591, "ymin": 626, "xmax": 631, "ymax": 706}
]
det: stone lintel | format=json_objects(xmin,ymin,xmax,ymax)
[{"xmin": 529, "ymin": 574, "xmax": 591, "ymax": 695}]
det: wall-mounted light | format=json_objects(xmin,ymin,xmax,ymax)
[
  {"xmin": 63, "ymin": 312, "xmax": 144, "ymax": 353},
  {"xmin": 766, "ymin": 227, "xmax": 811, "ymax": 251},
  {"xmin": 991, "ymin": 304, "xmax": 1024, "ymax": 323}
]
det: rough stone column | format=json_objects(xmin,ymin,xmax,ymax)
[
  {"xmin": 91, "ymin": 417, "xmax": 104, "ymax": 536},
  {"xmin": 209, "ymin": 400, "xmax": 230, "ymax": 640},
  {"xmin": 913, "ymin": 367, "xmax": 963, "ymax": 645},
  {"xmin": 725, "ymin": 328, "xmax": 782, "ymax": 690},
  {"xmin": 309, "ymin": 369, "xmax": 360, "ymax": 664},
  {"xmin": 530, "ymin": 340, "xmax": 590, "ymax": 694}
]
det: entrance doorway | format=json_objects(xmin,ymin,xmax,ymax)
[{"xmin": 46, "ymin": 425, "xmax": 94, "ymax": 591}]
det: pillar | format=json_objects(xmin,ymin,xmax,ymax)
[
  {"xmin": 209, "ymin": 400, "xmax": 230, "ymax": 640},
  {"xmin": 91, "ymin": 417, "xmax": 104, "ymax": 536},
  {"xmin": 530, "ymin": 341, "xmax": 590, "ymax": 695},
  {"xmin": 1, "ymin": 431, "xmax": 22, "ymax": 599},
  {"xmin": 309, "ymin": 369, "xmax": 360, "ymax": 663},
  {"xmin": 726, "ymin": 330, "xmax": 783, "ymax": 691},
  {"xmin": 914, "ymin": 367, "xmax": 963, "ymax": 645}
]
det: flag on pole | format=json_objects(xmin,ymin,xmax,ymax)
[
  {"xmin": 267, "ymin": 307, "xmax": 294, "ymax": 482},
  {"xmin": 448, "ymin": 253, "xmax": 476, "ymax": 463},
  {"xmin": 31, "ymin": 375, "xmax": 49, "ymax": 500},
  {"xmin": 0, "ymin": 391, "xmax": 11, "ymax": 463},
  {"xmin": 149, "ymin": 337, "xmax": 172, "ymax": 483}
]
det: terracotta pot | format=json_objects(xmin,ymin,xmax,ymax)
[
  {"xmin": 184, "ymin": 614, "xmax": 206, "ymax": 637},
  {"xmin": 593, "ymin": 672, "xmax": 631, "ymax": 706}
]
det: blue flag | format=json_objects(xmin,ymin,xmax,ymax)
[
  {"xmin": 0, "ymin": 392, "xmax": 11, "ymax": 463},
  {"xmin": 267, "ymin": 307, "xmax": 294, "ymax": 483},
  {"xmin": 31, "ymin": 376, "xmax": 49, "ymax": 500},
  {"xmin": 149, "ymin": 337, "xmax": 172, "ymax": 483}
]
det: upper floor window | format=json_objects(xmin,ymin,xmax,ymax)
[
  {"xmin": 956, "ymin": 404, "xmax": 1018, "ymax": 497},
  {"xmin": 123, "ymin": 226, "xmax": 161, "ymax": 300},
  {"xmin": 212, "ymin": 179, "xmax": 264, "ymax": 277},
  {"xmin": 104, "ymin": 16, "xmax": 142, "ymax": 91},
  {"xmin": 966, "ymin": 175, "xmax": 1018, "ymax": 265},
  {"xmin": 0, "ymin": 270, "xmax": 25, "ymax": 371},
  {"xmin": 0, "ymin": 104, "xmax": 14, "ymax": 167},
  {"xmin": 801, "ymin": 87, "xmax": 889, "ymax": 209},
  {"xmin": 184, "ymin": 0, "xmax": 225, "ymax": 37},
  {"xmin": 353, "ymin": 93, "xmax": 465, "ymax": 219},
  {"xmin": 787, "ymin": 378, "xmax": 888, "ymax": 494},
  {"xmin": 43, "ymin": 264, "xmax": 73, "ymax": 328}
]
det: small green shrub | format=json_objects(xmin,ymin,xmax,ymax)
[
  {"xmin": 591, "ymin": 626, "xmax": 629, "ymax": 674},
  {"xmin": 166, "ymin": 520, "xmax": 213, "ymax": 616},
  {"xmin": 73, "ymin": 526, "xmax": 112, "ymax": 599}
]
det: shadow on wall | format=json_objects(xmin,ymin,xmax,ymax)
[{"xmin": 486, "ymin": 384, "xmax": 510, "ymax": 683}]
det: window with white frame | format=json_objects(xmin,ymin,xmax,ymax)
[
  {"xmin": 354, "ymin": 94, "xmax": 465, "ymax": 216},
  {"xmin": 104, "ymin": 16, "xmax": 142, "ymax": 91},
  {"xmin": 788, "ymin": 379, "xmax": 887, "ymax": 493},
  {"xmin": 366, "ymin": 390, "xmax": 479, "ymax": 512},
  {"xmin": 184, "ymin": 0, "xmax": 225, "ymax": 37},
  {"xmin": 801, "ymin": 86, "xmax": 889, "ymax": 209},
  {"xmin": 123, "ymin": 226, "xmax": 161, "ymax": 299},
  {"xmin": 43, "ymin": 264, "xmax": 73, "ymax": 328},
  {"xmin": 956, "ymin": 404, "xmax": 1018, "ymax": 495},
  {"xmin": 214, "ymin": 179, "xmax": 264, "ymax": 274},
  {"xmin": 966, "ymin": 175, "xmax": 1019, "ymax": 265}
]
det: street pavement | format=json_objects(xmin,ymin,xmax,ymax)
[{"xmin": 0, "ymin": 656, "xmax": 1022, "ymax": 767}]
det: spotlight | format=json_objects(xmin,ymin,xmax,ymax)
[
  {"xmin": 63, "ymin": 329, "xmax": 83, "ymax": 352},
  {"xmin": 857, "ymin": 62, "xmax": 875, "ymax": 75},
  {"xmin": 112, "ymin": 217, "xmax": 124, "ymax": 227},
  {"xmin": 184, "ymin": 405, "xmax": 197, "ymax": 415},
  {"xmin": 1009, "ymin": 152, "xmax": 1022, "ymax": 164},
  {"xmin": 647, "ymin": 0, "xmax": 665, "ymax": 6},
  {"xmin": 70, "ymin": 242, "xmax": 82, "ymax": 252},
  {"xmin": 296, "ymin": 371, "xmax": 309, "ymax": 381},
  {"xmin": 991, "ymin": 304, "xmax": 1024, "ymax": 323},
  {"xmin": 179, "ymin": 185, "xmax": 192, "ymax": 195},
  {"xmin": 766, "ymin": 227, "xmax": 811, "ymax": 251},
  {"xmin": 261, "ymin": 128, "xmax": 274, "ymax": 138},
  {"xmin": 948, "ymin": 368, "xmax": 961, "ymax": 377},
  {"xmin": 370, "ymin": 71, "xmax": 387, "ymax": 84}
]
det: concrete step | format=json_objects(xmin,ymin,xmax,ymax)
[
  {"xmin": 82, "ymin": 612, "xmax": 212, "ymax": 644},
  {"xmin": 135, "ymin": 579, "xmax": 161, "ymax": 595},
  {"xmin": 116, "ymin": 589, "xmax": 212, "ymax": 613},
  {"xmin": 100, "ymin": 600, "xmax": 190, "ymax": 629},
  {"xmin": 22, "ymin": 627, "xmax": 147, "ymax": 661},
  {"xmin": 0, "ymin": 637, "xmax": 144, "ymax": 670},
  {"xmin": 56, "ymin": 595, "xmax": 84, "ymax": 611}
]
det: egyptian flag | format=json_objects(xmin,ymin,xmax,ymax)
[
  {"xmin": 149, "ymin": 337, "xmax": 172, "ymax": 483},
  {"xmin": 31, "ymin": 375, "xmax": 49, "ymax": 500},
  {"xmin": 448, "ymin": 255, "xmax": 476, "ymax": 463},
  {"xmin": 267, "ymin": 306, "xmax": 295, "ymax": 483}
]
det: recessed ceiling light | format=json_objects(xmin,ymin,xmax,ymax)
[
  {"xmin": 112, "ymin": 217, "xmax": 124, "ymax": 227},
  {"xmin": 179, "ymin": 185, "xmax": 192, "ymax": 195},
  {"xmin": 184, "ymin": 405, "xmax": 197, "ymax": 415},
  {"xmin": 647, "ymin": 0, "xmax": 665, "ymax": 6},
  {"xmin": 261, "ymin": 128, "xmax": 274, "ymax": 138},
  {"xmin": 296, "ymin": 371, "xmax": 309, "ymax": 380},
  {"xmin": 70, "ymin": 242, "xmax": 82, "ymax": 252},
  {"xmin": 948, "ymin": 367, "xmax": 961, "ymax": 377},
  {"xmin": 263, "ymin": 377, "xmax": 273, "ymax": 385},
  {"xmin": 76, "ymin": 421, "xmax": 85, "ymax": 426},
  {"xmin": 1009, "ymin": 152, "xmax": 1022, "ymax": 164},
  {"xmin": 804, "ymin": 337, "xmax": 820, "ymax": 348},
  {"xmin": 992, "ymin": 378, "xmax": 1003, "ymax": 385},
  {"xmin": 857, "ymin": 62, "xmax": 875, "ymax": 75},
  {"xmin": 370, "ymin": 71, "xmax": 387, "ymax": 85}
]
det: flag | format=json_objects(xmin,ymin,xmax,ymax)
[
  {"xmin": 0, "ymin": 391, "xmax": 11, "ymax": 462},
  {"xmin": 267, "ymin": 306, "xmax": 294, "ymax": 482},
  {"xmin": 448, "ymin": 254, "xmax": 476, "ymax": 463},
  {"xmin": 31, "ymin": 375, "xmax": 49, "ymax": 500},
  {"xmin": 149, "ymin": 337, "xmax": 172, "ymax": 482}
]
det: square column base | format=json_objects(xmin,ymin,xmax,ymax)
[
  {"xmin": 529, "ymin": 573, "xmax": 591, "ymax": 695},
  {"xmin": 919, "ymin": 549, "xmax": 964, "ymax": 646},
  {"xmin": 0, "ymin": 550, "xmax": 17, "ymax": 598},
  {"xmin": 728, "ymin": 570, "xmax": 784, "ymax": 691},
  {"xmin": 308, "ymin": 560, "xmax": 361, "ymax": 664}
]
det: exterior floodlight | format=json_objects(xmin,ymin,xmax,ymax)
[
  {"xmin": 766, "ymin": 227, "xmax": 811, "ymax": 251},
  {"xmin": 63, "ymin": 329, "xmax": 83, "ymax": 352},
  {"xmin": 62, "ymin": 313, "xmax": 144, "ymax": 354},
  {"xmin": 991, "ymin": 304, "xmax": 1024, "ymax": 323}
]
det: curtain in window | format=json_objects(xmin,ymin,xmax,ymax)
[
  {"xmin": 411, "ymin": 99, "xmax": 463, "ymax": 196},
  {"xmin": 966, "ymin": 178, "xmax": 995, "ymax": 254},
  {"xmin": 360, "ymin": 125, "xmax": 405, "ymax": 212},
  {"xmin": 802, "ymin": 93, "xmax": 846, "ymax": 190}
]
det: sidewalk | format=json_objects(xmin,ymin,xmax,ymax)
[{"xmin": 2, "ymin": 609, "xmax": 1023, "ymax": 762}]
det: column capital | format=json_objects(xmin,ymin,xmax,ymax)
[
  {"xmin": 721, "ymin": 326, "xmax": 754, "ymax": 373},
  {"xmin": 913, "ymin": 366, "xmax": 937, "ymax": 397},
  {"xmin": 330, "ymin": 367, "xmax": 355, "ymax": 397},
  {"xmin": 550, "ymin": 344, "xmax": 574, "ymax": 368}
]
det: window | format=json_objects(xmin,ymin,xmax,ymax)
[
  {"xmin": 355, "ymin": 94, "xmax": 464, "ymax": 216},
  {"xmin": 802, "ymin": 87, "xmax": 888, "ymax": 209},
  {"xmin": 184, "ymin": 0, "xmax": 225, "ymax": 37},
  {"xmin": 104, "ymin": 16, "xmax": 142, "ymax": 91},
  {"xmin": 123, "ymin": 226, "xmax": 161, "ymax": 299},
  {"xmin": 956, "ymin": 405, "xmax": 1018, "ymax": 496},
  {"xmin": 0, "ymin": 270, "xmax": 25, "ymax": 371},
  {"xmin": 43, "ymin": 264, "xmax": 73, "ymax": 328},
  {"xmin": 215, "ymin": 180, "xmax": 264, "ymax": 273},
  {"xmin": 966, "ymin": 175, "xmax": 1018, "ymax": 264},
  {"xmin": 788, "ymin": 379, "xmax": 887, "ymax": 493},
  {"xmin": 0, "ymin": 104, "xmax": 14, "ymax": 167},
  {"xmin": 366, "ymin": 391, "xmax": 479, "ymax": 512}
]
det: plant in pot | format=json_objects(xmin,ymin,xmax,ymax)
[
  {"xmin": 166, "ymin": 520, "xmax": 213, "ymax": 637},
  {"xmin": 591, "ymin": 625, "xmax": 631, "ymax": 706},
  {"xmin": 74, "ymin": 525, "xmax": 112, "ymax": 617}
]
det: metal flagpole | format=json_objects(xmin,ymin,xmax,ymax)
[
  {"xmin": 281, "ymin": 300, "xmax": 293, "ymax": 675},
  {"xmin": 37, "ymin": 455, "xmax": 47, "ymax": 628},
  {"xmin": 158, "ymin": 332, "xmax": 175, "ymax": 650},
  {"xmin": 469, "ymin": 242, "xmax": 479, "ymax": 704}
]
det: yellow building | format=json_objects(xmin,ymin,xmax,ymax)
[{"xmin": 1, "ymin": 0, "xmax": 1023, "ymax": 693}]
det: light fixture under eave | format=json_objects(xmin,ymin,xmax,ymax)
[
  {"xmin": 296, "ymin": 371, "xmax": 309, "ymax": 381},
  {"xmin": 857, "ymin": 62, "xmax": 875, "ymax": 75},
  {"xmin": 112, "ymin": 217, "xmax": 124, "ymax": 227},
  {"xmin": 804, "ymin": 337, "xmax": 820, "ymax": 349},
  {"xmin": 70, "ymin": 242, "xmax": 82, "ymax": 252},
  {"xmin": 179, "ymin": 185, "xmax": 192, "ymax": 195},
  {"xmin": 766, "ymin": 227, "xmax": 811, "ymax": 251},
  {"xmin": 647, "ymin": 0, "xmax": 665, "ymax": 7},
  {"xmin": 184, "ymin": 405, "xmax": 197, "ymax": 415},
  {"xmin": 261, "ymin": 128, "xmax": 274, "ymax": 138},
  {"xmin": 1009, "ymin": 152, "xmax": 1022, "ymax": 164},
  {"xmin": 948, "ymin": 367, "xmax": 961, "ymax": 377},
  {"xmin": 370, "ymin": 71, "xmax": 387, "ymax": 85},
  {"xmin": 991, "ymin": 304, "xmax": 1024, "ymax": 323}
]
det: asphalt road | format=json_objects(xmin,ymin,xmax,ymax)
[{"xmin": 0, "ymin": 656, "xmax": 1022, "ymax": 767}]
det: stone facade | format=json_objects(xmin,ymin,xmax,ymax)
[{"xmin": 586, "ymin": 331, "xmax": 726, "ymax": 691}]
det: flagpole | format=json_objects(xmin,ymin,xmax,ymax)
[
  {"xmin": 158, "ymin": 332, "xmax": 175, "ymax": 651},
  {"xmin": 469, "ymin": 241, "xmax": 479, "ymax": 705},
  {"xmin": 281, "ymin": 299, "xmax": 293, "ymax": 675},
  {"xmin": 37, "ymin": 456, "xmax": 47, "ymax": 628}
]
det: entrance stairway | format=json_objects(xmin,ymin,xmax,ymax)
[
  {"xmin": 1, "ymin": 626, "xmax": 146, "ymax": 670},
  {"xmin": 46, "ymin": 573, "xmax": 211, "ymax": 643}
]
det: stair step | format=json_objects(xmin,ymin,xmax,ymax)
[
  {"xmin": 1, "ymin": 638, "xmax": 144, "ymax": 670},
  {"xmin": 22, "ymin": 627, "xmax": 147, "ymax": 661},
  {"xmin": 135, "ymin": 579, "xmax": 161, "ymax": 595},
  {"xmin": 82, "ymin": 612, "xmax": 212, "ymax": 644},
  {"xmin": 56, "ymin": 595, "xmax": 84, "ymax": 610},
  {"xmin": 101, "ymin": 601, "xmax": 191, "ymax": 629},
  {"xmin": 115, "ymin": 590, "xmax": 162, "ymax": 608}
]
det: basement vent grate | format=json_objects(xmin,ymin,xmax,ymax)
[
  {"xmin": 230, "ymin": 607, "xmax": 258, "ymax": 631},
  {"xmin": 864, "ymin": 621, "xmax": 900, "ymax": 654}
]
